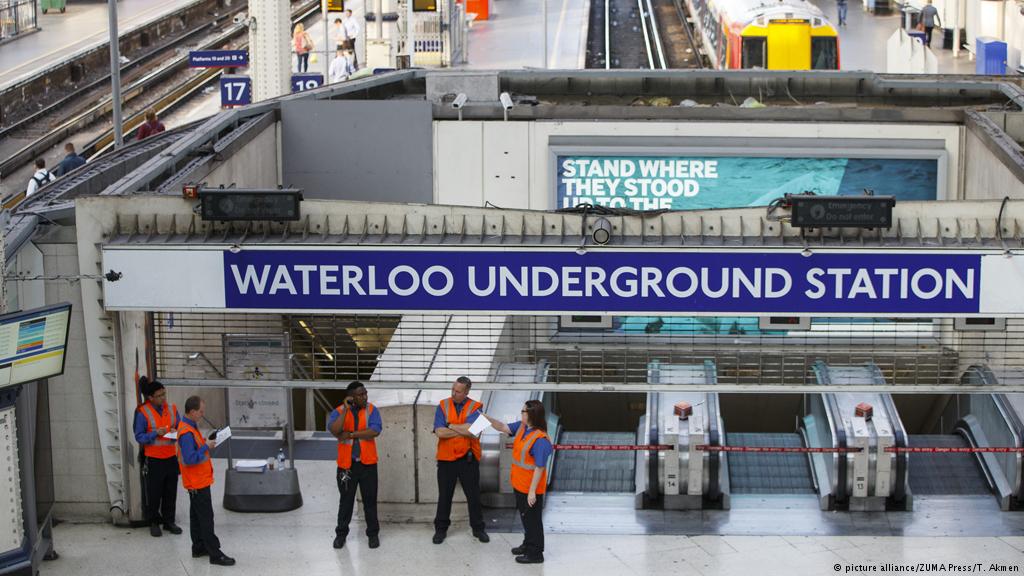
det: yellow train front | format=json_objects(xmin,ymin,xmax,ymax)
[{"xmin": 688, "ymin": 0, "xmax": 840, "ymax": 70}]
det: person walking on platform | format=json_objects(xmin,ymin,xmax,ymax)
[
  {"xmin": 133, "ymin": 376, "xmax": 182, "ymax": 538},
  {"xmin": 177, "ymin": 396, "xmax": 235, "ymax": 567},
  {"xmin": 836, "ymin": 0, "xmax": 847, "ymax": 27},
  {"xmin": 921, "ymin": 0, "xmax": 942, "ymax": 46},
  {"xmin": 293, "ymin": 23, "xmax": 314, "ymax": 72},
  {"xmin": 53, "ymin": 143, "xmax": 86, "ymax": 177},
  {"xmin": 136, "ymin": 110, "xmax": 165, "ymax": 141},
  {"xmin": 329, "ymin": 381, "xmax": 382, "ymax": 550},
  {"xmin": 25, "ymin": 158, "xmax": 55, "ymax": 198},
  {"xmin": 342, "ymin": 9, "xmax": 360, "ymax": 68},
  {"xmin": 432, "ymin": 376, "xmax": 489, "ymax": 545},
  {"xmin": 481, "ymin": 401, "xmax": 552, "ymax": 565}
]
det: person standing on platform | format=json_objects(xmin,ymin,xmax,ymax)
[
  {"xmin": 294, "ymin": 23, "xmax": 314, "ymax": 72},
  {"xmin": 177, "ymin": 396, "xmax": 235, "ymax": 567},
  {"xmin": 329, "ymin": 49, "xmax": 355, "ymax": 83},
  {"xmin": 921, "ymin": 0, "xmax": 942, "ymax": 46},
  {"xmin": 333, "ymin": 17, "xmax": 346, "ymax": 52},
  {"xmin": 342, "ymin": 9, "xmax": 360, "ymax": 68},
  {"xmin": 53, "ymin": 143, "xmax": 86, "ymax": 177},
  {"xmin": 133, "ymin": 377, "xmax": 182, "ymax": 538},
  {"xmin": 836, "ymin": 0, "xmax": 847, "ymax": 27},
  {"xmin": 480, "ymin": 401, "xmax": 552, "ymax": 565},
  {"xmin": 25, "ymin": 158, "xmax": 55, "ymax": 198},
  {"xmin": 432, "ymin": 376, "xmax": 489, "ymax": 545},
  {"xmin": 135, "ymin": 110, "xmax": 165, "ymax": 141},
  {"xmin": 328, "ymin": 381, "xmax": 382, "ymax": 550}
]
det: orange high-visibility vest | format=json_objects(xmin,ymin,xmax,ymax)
[
  {"xmin": 176, "ymin": 421, "xmax": 214, "ymax": 490},
  {"xmin": 436, "ymin": 398, "xmax": 482, "ymax": 461},
  {"xmin": 510, "ymin": 425, "xmax": 549, "ymax": 495},
  {"xmin": 336, "ymin": 403, "xmax": 378, "ymax": 468},
  {"xmin": 139, "ymin": 402, "xmax": 179, "ymax": 459}
]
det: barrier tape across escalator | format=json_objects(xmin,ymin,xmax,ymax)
[{"xmin": 502, "ymin": 443, "xmax": 1024, "ymax": 453}]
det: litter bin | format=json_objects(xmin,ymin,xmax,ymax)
[{"xmin": 39, "ymin": 0, "xmax": 67, "ymax": 14}]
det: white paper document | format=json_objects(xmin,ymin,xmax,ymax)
[
  {"xmin": 215, "ymin": 426, "xmax": 232, "ymax": 441},
  {"xmin": 162, "ymin": 431, "xmax": 178, "ymax": 440},
  {"xmin": 468, "ymin": 417, "xmax": 491, "ymax": 437},
  {"xmin": 235, "ymin": 459, "xmax": 268, "ymax": 473}
]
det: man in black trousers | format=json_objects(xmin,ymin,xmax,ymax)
[{"xmin": 432, "ymin": 376, "xmax": 489, "ymax": 544}]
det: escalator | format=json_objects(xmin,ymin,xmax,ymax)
[
  {"xmin": 906, "ymin": 435, "xmax": 991, "ymax": 495},
  {"xmin": 726, "ymin": 433, "xmax": 815, "ymax": 494},
  {"xmin": 550, "ymin": 431, "xmax": 636, "ymax": 492}
]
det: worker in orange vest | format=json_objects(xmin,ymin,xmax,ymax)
[
  {"xmin": 132, "ymin": 376, "xmax": 181, "ymax": 537},
  {"xmin": 177, "ymin": 396, "xmax": 235, "ymax": 567},
  {"xmin": 481, "ymin": 400, "xmax": 552, "ymax": 564},
  {"xmin": 432, "ymin": 376, "xmax": 489, "ymax": 545},
  {"xmin": 328, "ymin": 381, "xmax": 383, "ymax": 550}
]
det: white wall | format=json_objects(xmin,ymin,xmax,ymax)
[{"xmin": 434, "ymin": 121, "xmax": 963, "ymax": 209}]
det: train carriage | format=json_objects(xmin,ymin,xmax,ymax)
[{"xmin": 687, "ymin": 0, "xmax": 840, "ymax": 70}]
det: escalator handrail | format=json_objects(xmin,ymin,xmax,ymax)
[
  {"xmin": 952, "ymin": 422, "xmax": 997, "ymax": 494},
  {"xmin": 967, "ymin": 365, "xmax": 1023, "ymax": 498},
  {"xmin": 704, "ymin": 360, "xmax": 721, "ymax": 502},
  {"xmin": 813, "ymin": 361, "xmax": 847, "ymax": 507},
  {"xmin": 871, "ymin": 362, "xmax": 909, "ymax": 505},
  {"xmin": 797, "ymin": 425, "xmax": 821, "ymax": 495},
  {"xmin": 647, "ymin": 361, "xmax": 661, "ymax": 501}
]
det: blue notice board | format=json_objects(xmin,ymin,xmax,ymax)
[
  {"xmin": 190, "ymin": 49, "xmax": 249, "ymax": 68},
  {"xmin": 291, "ymin": 73, "xmax": 324, "ymax": 93},
  {"xmin": 220, "ymin": 75, "xmax": 252, "ymax": 107}
]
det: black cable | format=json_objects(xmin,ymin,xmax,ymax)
[{"xmin": 997, "ymin": 195, "xmax": 1010, "ymax": 241}]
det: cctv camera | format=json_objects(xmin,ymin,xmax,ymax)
[
  {"xmin": 499, "ymin": 92, "xmax": 513, "ymax": 111},
  {"xmin": 451, "ymin": 93, "xmax": 468, "ymax": 109},
  {"xmin": 592, "ymin": 217, "xmax": 613, "ymax": 245},
  {"xmin": 233, "ymin": 14, "xmax": 244, "ymax": 24}
]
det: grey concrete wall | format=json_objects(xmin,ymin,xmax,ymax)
[
  {"xmin": 36, "ymin": 231, "xmax": 109, "ymax": 518},
  {"xmin": 201, "ymin": 122, "xmax": 281, "ymax": 189},
  {"xmin": 280, "ymin": 100, "xmax": 432, "ymax": 202},
  {"xmin": 963, "ymin": 120, "xmax": 1024, "ymax": 200}
]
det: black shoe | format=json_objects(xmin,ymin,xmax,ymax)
[
  {"xmin": 149, "ymin": 524, "xmax": 162, "ymax": 537},
  {"xmin": 368, "ymin": 535, "xmax": 380, "ymax": 549},
  {"xmin": 333, "ymin": 536, "xmax": 345, "ymax": 549},
  {"xmin": 511, "ymin": 545, "xmax": 526, "ymax": 555},
  {"xmin": 192, "ymin": 548, "xmax": 208, "ymax": 558},
  {"xmin": 432, "ymin": 530, "xmax": 446, "ymax": 544},
  {"xmin": 210, "ymin": 555, "xmax": 236, "ymax": 566},
  {"xmin": 515, "ymin": 554, "xmax": 544, "ymax": 564},
  {"xmin": 473, "ymin": 529, "xmax": 490, "ymax": 543},
  {"xmin": 162, "ymin": 523, "xmax": 182, "ymax": 535}
]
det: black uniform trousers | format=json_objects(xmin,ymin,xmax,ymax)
[
  {"xmin": 434, "ymin": 455, "xmax": 485, "ymax": 532},
  {"xmin": 188, "ymin": 487, "xmax": 223, "ymax": 558},
  {"xmin": 514, "ymin": 490, "xmax": 544, "ymax": 558},
  {"xmin": 336, "ymin": 462, "xmax": 379, "ymax": 538},
  {"xmin": 143, "ymin": 455, "xmax": 179, "ymax": 526}
]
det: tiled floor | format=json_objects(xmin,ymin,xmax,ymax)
[{"xmin": 38, "ymin": 460, "xmax": 1024, "ymax": 575}]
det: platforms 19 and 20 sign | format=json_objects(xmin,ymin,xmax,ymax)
[{"xmin": 101, "ymin": 247, "xmax": 1024, "ymax": 317}]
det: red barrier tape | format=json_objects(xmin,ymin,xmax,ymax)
[
  {"xmin": 884, "ymin": 446, "xmax": 1024, "ymax": 453},
  {"xmin": 503, "ymin": 444, "xmax": 1024, "ymax": 453}
]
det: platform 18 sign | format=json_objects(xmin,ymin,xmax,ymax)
[
  {"xmin": 101, "ymin": 247, "xmax": 1024, "ymax": 317},
  {"xmin": 220, "ymin": 75, "xmax": 252, "ymax": 108}
]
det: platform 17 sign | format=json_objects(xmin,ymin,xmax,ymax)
[
  {"xmin": 220, "ymin": 75, "xmax": 252, "ymax": 108},
  {"xmin": 101, "ymin": 247, "xmax": 1024, "ymax": 317}
]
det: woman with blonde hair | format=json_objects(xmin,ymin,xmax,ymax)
[{"xmin": 293, "ymin": 23, "xmax": 314, "ymax": 72}]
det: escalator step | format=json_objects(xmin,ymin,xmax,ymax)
[
  {"xmin": 907, "ymin": 435, "xmax": 991, "ymax": 495},
  {"xmin": 551, "ymin": 431, "xmax": 636, "ymax": 492}
]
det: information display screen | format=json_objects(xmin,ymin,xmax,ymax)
[
  {"xmin": 414, "ymin": 0, "xmax": 437, "ymax": 11},
  {"xmin": 0, "ymin": 304, "xmax": 72, "ymax": 389}
]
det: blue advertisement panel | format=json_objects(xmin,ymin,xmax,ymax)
[
  {"xmin": 223, "ymin": 250, "xmax": 980, "ymax": 315},
  {"xmin": 189, "ymin": 49, "xmax": 249, "ymax": 68},
  {"xmin": 555, "ymin": 155, "xmax": 939, "ymax": 210}
]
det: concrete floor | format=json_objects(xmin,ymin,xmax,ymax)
[{"xmin": 35, "ymin": 458, "xmax": 1024, "ymax": 575}]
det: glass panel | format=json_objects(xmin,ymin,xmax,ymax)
[
  {"xmin": 811, "ymin": 37, "xmax": 838, "ymax": 70},
  {"xmin": 742, "ymin": 37, "xmax": 766, "ymax": 69}
]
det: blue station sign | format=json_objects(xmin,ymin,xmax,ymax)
[
  {"xmin": 189, "ymin": 49, "xmax": 249, "ymax": 68},
  {"xmin": 291, "ymin": 73, "xmax": 325, "ymax": 93},
  {"xmin": 219, "ymin": 75, "xmax": 252, "ymax": 107}
]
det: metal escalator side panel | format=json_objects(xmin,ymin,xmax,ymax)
[
  {"xmin": 879, "ymin": 393, "xmax": 910, "ymax": 508},
  {"xmin": 993, "ymin": 393, "xmax": 1024, "ymax": 506},
  {"xmin": 813, "ymin": 362, "xmax": 846, "ymax": 509},
  {"xmin": 704, "ymin": 360, "xmax": 721, "ymax": 504}
]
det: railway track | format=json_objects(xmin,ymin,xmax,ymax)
[
  {"xmin": 1, "ymin": 0, "xmax": 321, "ymax": 209},
  {"xmin": 588, "ymin": 0, "xmax": 703, "ymax": 69}
]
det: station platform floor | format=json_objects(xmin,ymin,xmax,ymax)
[
  {"xmin": 461, "ymin": 0, "xmax": 979, "ymax": 74},
  {"xmin": 37, "ymin": 457, "xmax": 1024, "ymax": 576},
  {"xmin": 0, "ymin": 0, "xmax": 201, "ymax": 91}
]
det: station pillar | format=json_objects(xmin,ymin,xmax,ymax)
[{"xmin": 249, "ymin": 0, "xmax": 291, "ymax": 102}]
